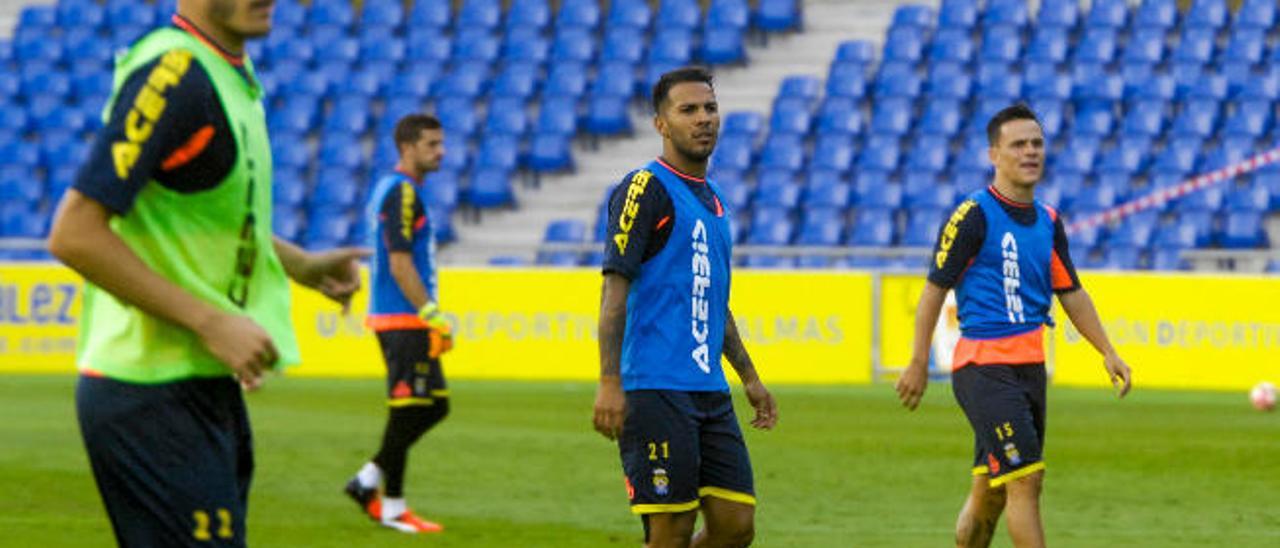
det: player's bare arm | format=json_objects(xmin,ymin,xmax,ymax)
[
  {"xmin": 724, "ymin": 309, "xmax": 777, "ymax": 430},
  {"xmin": 593, "ymin": 273, "xmax": 629, "ymax": 440},
  {"xmin": 386, "ymin": 251, "xmax": 431, "ymax": 310},
  {"xmin": 273, "ymin": 237, "xmax": 369, "ymax": 312},
  {"xmin": 49, "ymin": 189, "xmax": 278, "ymax": 383},
  {"xmin": 1058, "ymin": 289, "xmax": 1132, "ymax": 397},
  {"xmin": 897, "ymin": 280, "xmax": 948, "ymax": 410}
]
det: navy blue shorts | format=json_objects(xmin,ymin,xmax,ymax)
[
  {"xmin": 618, "ymin": 390, "xmax": 755, "ymax": 515},
  {"xmin": 952, "ymin": 364, "xmax": 1047, "ymax": 487},
  {"xmin": 376, "ymin": 329, "xmax": 448, "ymax": 406},
  {"xmin": 77, "ymin": 375, "xmax": 252, "ymax": 547}
]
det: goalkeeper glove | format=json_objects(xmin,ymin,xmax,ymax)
[{"xmin": 417, "ymin": 302, "xmax": 454, "ymax": 359}]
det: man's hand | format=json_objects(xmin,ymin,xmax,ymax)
[
  {"xmin": 895, "ymin": 358, "xmax": 930, "ymax": 411},
  {"xmin": 743, "ymin": 379, "xmax": 778, "ymax": 430},
  {"xmin": 195, "ymin": 312, "xmax": 278, "ymax": 387},
  {"xmin": 1104, "ymin": 351, "xmax": 1132, "ymax": 398},
  {"xmin": 299, "ymin": 247, "xmax": 371, "ymax": 312},
  {"xmin": 592, "ymin": 376, "xmax": 626, "ymax": 440}
]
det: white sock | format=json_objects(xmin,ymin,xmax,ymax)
[
  {"xmin": 357, "ymin": 462, "xmax": 382, "ymax": 489},
  {"xmin": 382, "ymin": 497, "xmax": 406, "ymax": 521}
]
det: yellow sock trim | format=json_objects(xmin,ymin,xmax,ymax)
[
  {"xmin": 699, "ymin": 486, "xmax": 757, "ymax": 506},
  {"xmin": 988, "ymin": 462, "xmax": 1046, "ymax": 488}
]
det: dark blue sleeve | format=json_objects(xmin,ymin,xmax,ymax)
[
  {"xmin": 380, "ymin": 182, "xmax": 421, "ymax": 253},
  {"xmin": 602, "ymin": 169, "xmax": 670, "ymax": 280},
  {"xmin": 927, "ymin": 199, "xmax": 986, "ymax": 288},
  {"xmin": 72, "ymin": 49, "xmax": 215, "ymax": 214}
]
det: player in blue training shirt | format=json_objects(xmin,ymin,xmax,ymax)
[
  {"xmin": 342, "ymin": 114, "xmax": 450, "ymax": 535},
  {"xmin": 593, "ymin": 67, "xmax": 779, "ymax": 548},
  {"xmin": 896, "ymin": 104, "xmax": 1133, "ymax": 548}
]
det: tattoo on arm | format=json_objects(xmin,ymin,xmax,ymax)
[
  {"xmin": 723, "ymin": 310, "xmax": 759, "ymax": 383},
  {"xmin": 598, "ymin": 275, "xmax": 629, "ymax": 377}
]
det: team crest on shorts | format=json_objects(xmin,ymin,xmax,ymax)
[
  {"xmin": 1003, "ymin": 442, "xmax": 1022, "ymax": 466},
  {"xmin": 652, "ymin": 468, "xmax": 670, "ymax": 496}
]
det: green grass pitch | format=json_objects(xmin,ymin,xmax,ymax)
[{"xmin": 1, "ymin": 375, "xmax": 1277, "ymax": 547}]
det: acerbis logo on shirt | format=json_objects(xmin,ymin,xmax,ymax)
[{"xmin": 690, "ymin": 219, "xmax": 712, "ymax": 373}]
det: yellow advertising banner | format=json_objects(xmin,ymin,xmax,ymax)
[
  {"xmin": 1, "ymin": 265, "xmax": 874, "ymax": 384},
  {"xmin": 1050, "ymin": 272, "xmax": 1280, "ymax": 391}
]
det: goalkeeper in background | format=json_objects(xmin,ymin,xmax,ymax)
[{"xmin": 343, "ymin": 114, "xmax": 452, "ymax": 534}]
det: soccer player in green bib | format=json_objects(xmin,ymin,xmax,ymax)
[{"xmin": 47, "ymin": 0, "xmax": 365, "ymax": 545}]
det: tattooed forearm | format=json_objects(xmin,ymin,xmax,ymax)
[
  {"xmin": 723, "ymin": 310, "xmax": 759, "ymax": 383},
  {"xmin": 598, "ymin": 274, "xmax": 629, "ymax": 377}
]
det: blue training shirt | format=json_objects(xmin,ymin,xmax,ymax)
[
  {"xmin": 620, "ymin": 160, "xmax": 733, "ymax": 392},
  {"xmin": 364, "ymin": 171, "xmax": 437, "ymax": 330}
]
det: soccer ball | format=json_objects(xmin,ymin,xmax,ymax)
[{"xmin": 1250, "ymin": 382, "xmax": 1276, "ymax": 412}]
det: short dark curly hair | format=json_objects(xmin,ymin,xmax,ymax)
[{"xmin": 651, "ymin": 66, "xmax": 714, "ymax": 114}]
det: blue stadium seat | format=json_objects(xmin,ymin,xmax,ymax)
[
  {"xmin": 0, "ymin": 203, "xmax": 46, "ymax": 237},
  {"xmin": 21, "ymin": 71, "xmax": 71, "ymax": 101},
  {"xmin": 707, "ymin": 0, "xmax": 749, "ymax": 30},
  {"xmin": 770, "ymin": 99, "xmax": 811, "ymax": 136},
  {"xmin": 388, "ymin": 68, "xmax": 437, "ymax": 99},
  {"xmin": 901, "ymin": 209, "xmax": 947, "ymax": 247},
  {"xmin": 1085, "ymin": 0, "xmax": 1127, "ymax": 28},
  {"xmin": 938, "ymin": 0, "xmax": 976, "ymax": 29},
  {"xmin": 873, "ymin": 62, "xmax": 921, "ymax": 98},
  {"xmin": 545, "ymin": 62, "xmax": 589, "ymax": 98},
  {"xmin": 904, "ymin": 173, "xmax": 956, "ymax": 209},
  {"xmin": 742, "ymin": 255, "xmax": 797, "ymax": 269},
  {"xmin": 891, "ymin": 4, "xmax": 933, "ymax": 28},
  {"xmin": 919, "ymin": 99, "xmax": 962, "ymax": 136},
  {"xmin": 323, "ymin": 96, "xmax": 372, "ymax": 135},
  {"xmin": 1152, "ymin": 136, "xmax": 1205, "ymax": 173},
  {"xmin": 1037, "ymin": 0, "xmax": 1078, "ymax": 28},
  {"xmin": 953, "ymin": 137, "xmax": 993, "ymax": 172},
  {"xmin": 1234, "ymin": 73, "xmax": 1279, "ymax": 102},
  {"xmin": 406, "ymin": 32, "xmax": 451, "ymax": 63},
  {"xmin": 583, "ymin": 95, "xmax": 632, "ymax": 135},
  {"xmin": 57, "ymin": 0, "xmax": 105, "ymax": 29},
  {"xmin": 308, "ymin": 0, "xmax": 354, "ymax": 27},
  {"xmin": 1224, "ymin": 101, "xmax": 1274, "ymax": 138},
  {"xmin": 466, "ymin": 167, "xmax": 515, "ymax": 208},
  {"xmin": 834, "ymin": 40, "xmax": 875, "ymax": 65},
  {"xmin": 1186, "ymin": 0, "xmax": 1227, "ymax": 30},
  {"xmin": 1171, "ymin": 99, "xmax": 1219, "ymax": 138},
  {"xmin": 1074, "ymin": 29, "xmax": 1117, "ymax": 64},
  {"xmin": 702, "ymin": 27, "xmax": 747, "ymax": 65},
  {"xmin": 905, "ymin": 135, "xmax": 950, "ymax": 173},
  {"xmin": 18, "ymin": 5, "xmax": 56, "ymax": 31},
  {"xmin": 847, "ymin": 209, "xmax": 895, "ymax": 246},
  {"xmin": 434, "ymin": 62, "xmax": 489, "ymax": 100},
  {"xmin": 1129, "ymin": 72, "xmax": 1174, "ymax": 103},
  {"xmin": 409, "ymin": 0, "xmax": 451, "ymax": 29},
  {"xmin": 711, "ymin": 135, "xmax": 753, "ymax": 172},
  {"xmin": 1120, "ymin": 100, "xmax": 1166, "ymax": 137},
  {"xmin": 1226, "ymin": 184, "xmax": 1270, "ymax": 213},
  {"xmin": 826, "ymin": 63, "xmax": 868, "ymax": 99},
  {"xmin": 424, "ymin": 170, "xmax": 461, "ymax": 211},
  {"xmin": 815, "ymin": 103, "xmax": 862, "ymax": 137},
  {"xmin": 759, "ymin": 135, "xmax": 805, "ymax": 172},
  {"xmin": 1098, "ymin": 135, "xmax": 1152, "ymax": 174},
  {"xmin": 854, "ymin": 171, "xmax": 902, "ymax": 208},
  {"xmin": 453, "ymin": 29, "xmax": 500, "ymax": 63},
  {"xmin": 1074, "ymin": 107, "xmax": 1114, "ymax": 137},
  {"xmin": 1025, "ymin": 70, "xmax": 1071, "ymax": 101},
  {"xmin": 1220, "ymin": 29, "xmax": 1264, "ymax": 64},
  {"xmin": 658, "ymin": 0, "xmax": 701, "ymax": 31},
  {"xmin": 1149, "ymin": 248, "xmax": 1189, "ymax": 270},
  {"xmin": 507, "ymin": 0, "xmax": 551, "ymax": 30},
  {"xmin": 544, "ymin": 219, "xmax": 587, "ymax": 243},
  {"xmin": 778, "ymin": 75, "xmax": 821, "ymax": 104},
  {"xmin": 883, "ymin": 27, "xmax": 924, "ymax": 63},
  {"xmin": 926, "ymin": 63, "xmax": 971, "ymax": 99},
  {"xmin": 1026, "ymin": 27, "xmax": 1068, "ymax": 63},
  {"xmin": 982, "ymin": 0, "xmax": 1028, "ymax": 28},
  {"xmin": 952, "ymin": 168, "xmax": 989, "ymax": 195},
  {"xmin": 458, "ymin": 0, "xmax": 502, "ymax": 30},
  {"xmin": 361, "ymin": 1, "xmax": 403, "ymax": 30},
  {"xmin": 1054, "ymin": 135, "xmax": 1099, "ymax": 174},
  {"xmin": 979, "ymin": 26, "xmax": 1020, "ymax": 62},
  {"xmin": 0, "ymin": 141, "xmax": 39, "ymax": 167},
  {"xmin": 15, "ymin": 34, "xmax": 62, "ymax": 64},
  {"xmin": 484, "ymin": 99, "xmax": 529, "ymax": 137},
  {"xmin": 755, "ymin": 0, "xmax": 802, "ymax": 31},
  {"xmin": 62, "ymin": 29, "xmax": 112, "ymax": 67},
  {"xmin": 272, "ymin": 205, "xmax": 306, "ymax": 242},
  {"xmin": 802, "ymin": 181, "xmax": 852, "ymax": 209},
  {"xmin": 870, "ymin": 98, "xmax": 911, "ymax": 137},
  {"xmin": 1234, "ymin": 0, "xmax": 1276, "ymax": 30},
  {"xmin": 1123, "ymin": 29, "xmax": 1165, "ymax": 64},
  {"xmin": 795, "ymin": 209, "xmax": 845, "ymax": 246},
  {"xmin": 723, "ymin": 111, "xmax": 764, "ymax": 138},
  {"xmin": 527, "ymin": 133, "xmax": 574, "ymax": 172},
  {"xmin": 609, "ymin": 0, "xmax": 652, "ymax": 30},
  {"xmin": 929, "ymin": 28, "xmax": 974, "ymax": 64},
  {"xmin": 1107, "ymin": 211, "xmax": 1159, "ymax": 248},
  {"xmin": 107, "ymin": 0, "xmax": 157, "ymax": 27},
  {"xmin": 1072, "ymin": 71, "xmax": 1122, "ymax": 110},
  {"xmin": 601, "ymin": 27, "xmax": 645, "ymax": 64},
  {"xmin": 1220, "ymin": 212, "xmax": 1266, "ymax": 248},
  {"xmin": 810, "ymin": 135, "xmax": 855, "ymax": 173},
  {"xmin": 358, "ymin": 35, "xmax": 405, "ymax": 65},
  {"xmin": 475, "ymin": 135, "xmax": 520, "ymax": 175},
  {"xmin": 491, "ymin": 62, "xmax": 540, "ymax": 100},
  {"xmin": 557, "ymin": 0, "xmax": 602, "ymax": 30},
  {"xmin": 1135, "ymin": 0, "xmax": 1176, "ymax": 29},
  {"xmin": 1172, "ymin": 28, "xmax": 1215, "ymax": 64},
  {"xmin": 754, "ymin": 180, "xmax": 801, "ymax": 210},
  {"xmin": 552, "ymin": 28, "xmax": 596, "ymax": 63},
  {"xmin": 437, "ymin": 97, "xmax": 479, "ymax": 137},
  {"xmin": 501, "ymin": 29, "xmax": 550, "ymax": 64},
  {"xmin": 648, "ymin": 29, "xmax": 694, "ymax": 66}
]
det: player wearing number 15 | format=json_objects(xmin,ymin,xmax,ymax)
[
  {"xmin": 593, "ymin": 67, "xmax": 778, "ymax": 548},
  {"xmin": 895, "ymin": 104, "xmax": 1133, "ymax": 548},
  {"xmin": 47, "ymin": 0, "xmax": 366, "ymax": 546}
]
